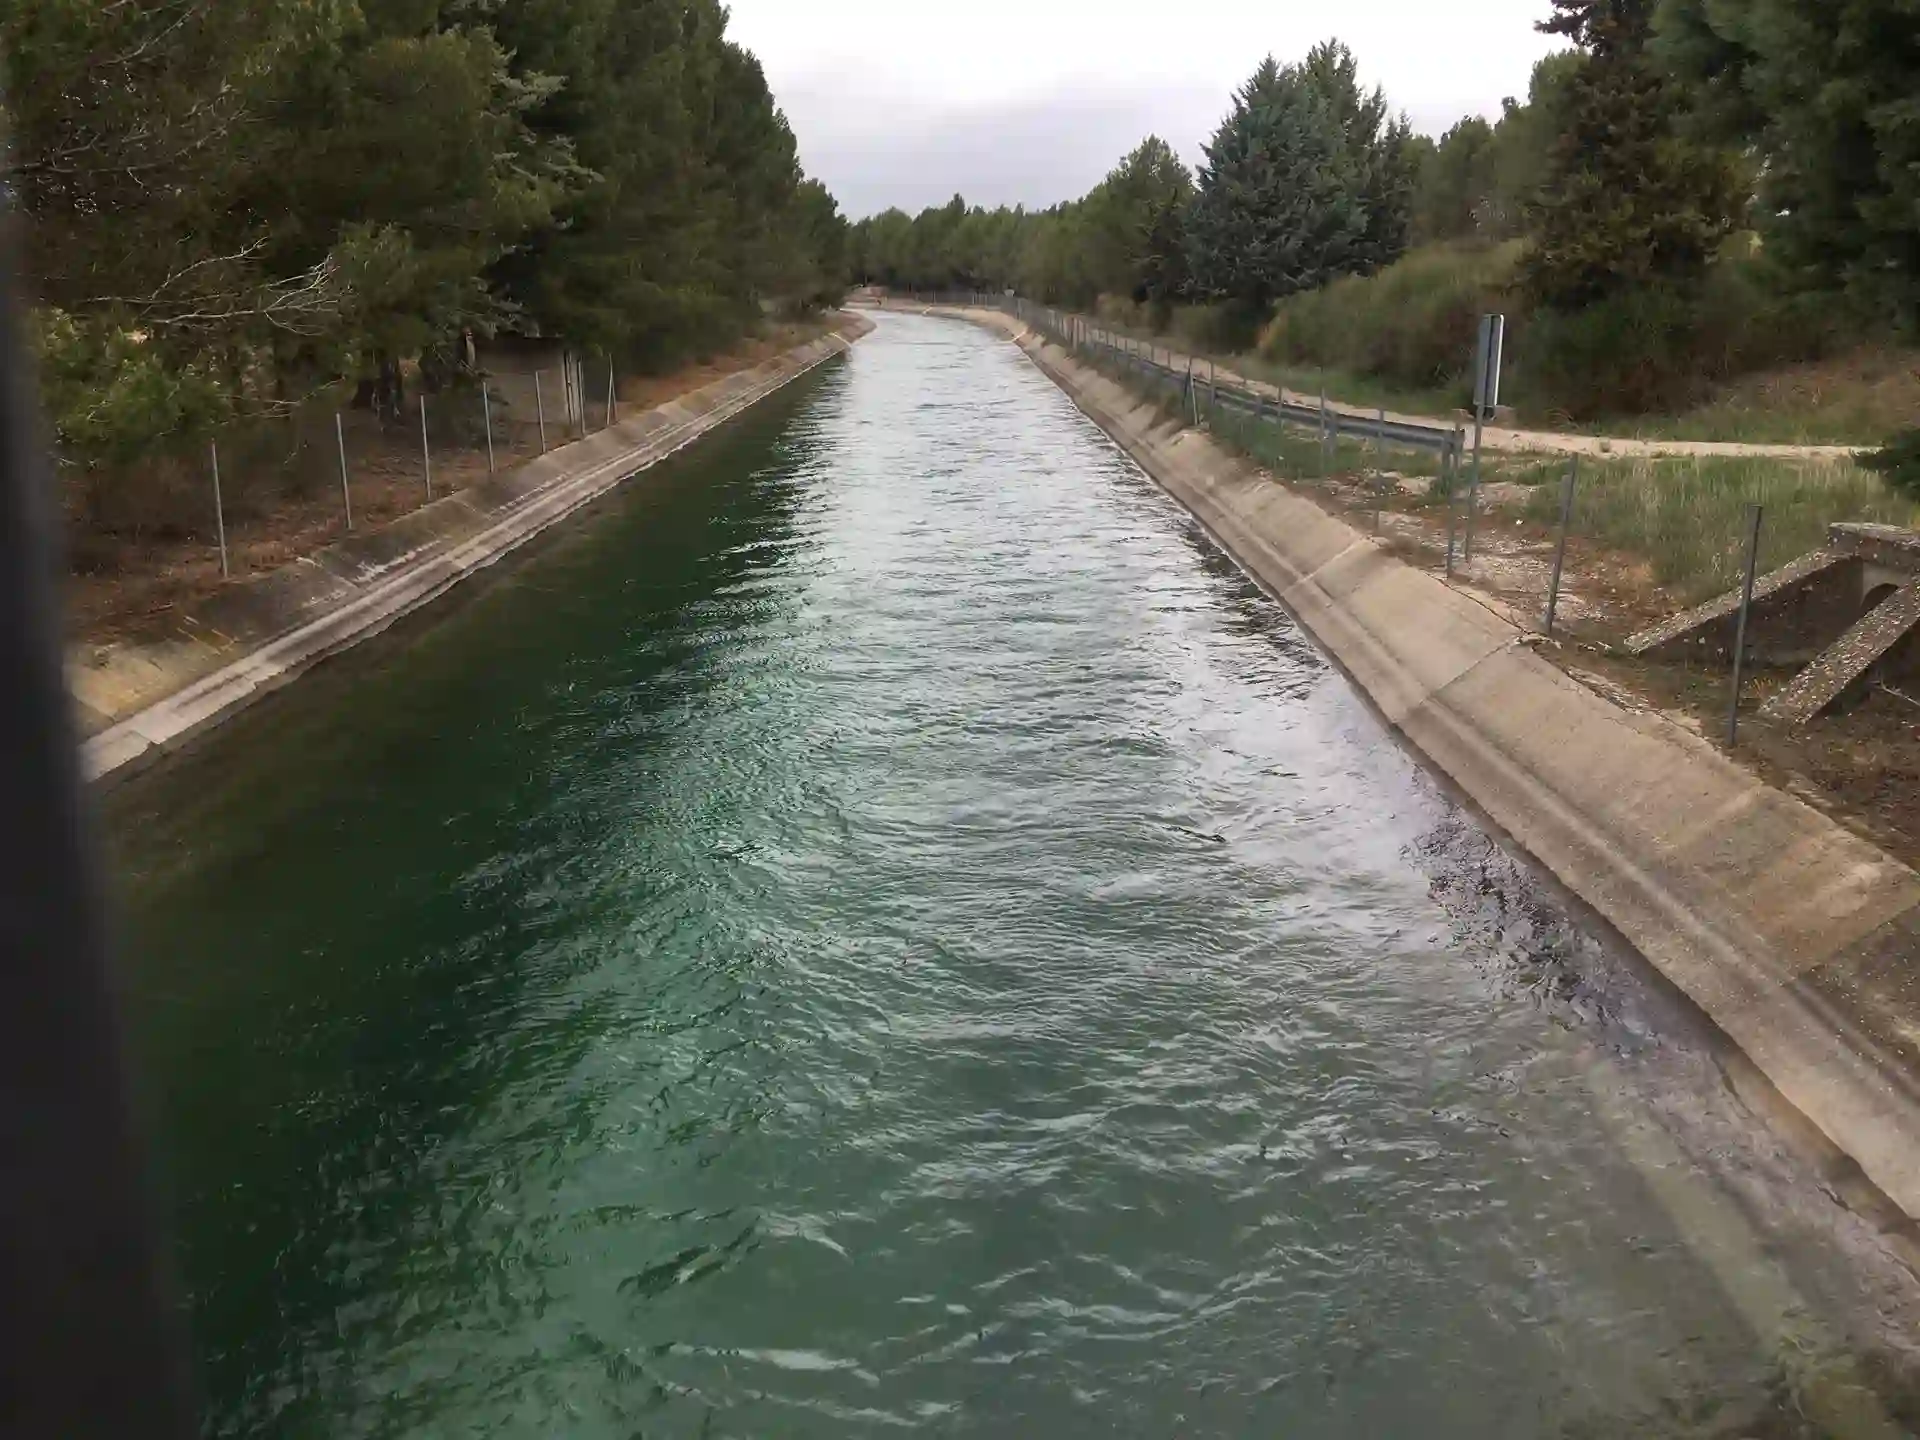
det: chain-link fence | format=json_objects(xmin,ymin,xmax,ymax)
[{"xmin": 65, "ymin": 361, "xmax": 631, "ymax": 635}]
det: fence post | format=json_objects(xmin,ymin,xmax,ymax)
[
  {"xmin": 1463, "ymin": 400, "xmax": 1487, "ymax": 562},
  {"xmin": 335, "ymin": 413, "xmax": 354, "ymax": 531},
  {"xmin": 1444, "ymin": 434, "xmax": 1460, "ymax": 577},
  {"xmin": 1318, "ymin": 389, "xmax": 1330, "ymax": 481},
  {"xmin": 210, "ymin": 441, "xmax": 229, "ymax": 579},
  {"xmin": 1374, "ymin": 406, "xmax": 1388, "ymax": 532},
  {"xmin": 1209, "ymin": 360, "xmax": 1218, "ymax": 423},
  {"xmin": 419, "ymin": 395, "xmax": 433, "ymax": 501},
  {"xmin": 606, "ymin": 359, "xmax": 617, "ymax": 429},
  {"xmin": 1544, "ymin": 456, "xmax": 1578, "ymax": 637},
  {"xmin": 482, "ymin": 382, "xmax": 495, "ymax": 474},
  {"xmin": 535, "ymin": 369, "xmax": 548, "ymax": 453},
  {"xmin": 1726, "ymin": 503, "xmax": 1766, "ymax": 747}
]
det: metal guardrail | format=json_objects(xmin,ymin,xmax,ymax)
[
  {"xmin": 888, "ymin": 290, "xmax": 1465, "ymax": 460},
  {"xmin": 980, "ymin": 294, "xmax": 1464, "ymax": 459}
]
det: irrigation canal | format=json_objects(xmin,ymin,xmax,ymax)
[{"xmin": 108, "ymin": 313, "xmax": 1920, "ymax": 1437}]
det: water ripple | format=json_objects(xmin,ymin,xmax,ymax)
[{"xmin": 106, "ymin": 313, "xmax": 1917, "ymax": 1440}]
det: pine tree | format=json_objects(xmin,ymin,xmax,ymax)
[
  {"xmin": 1078, "ymin": 137, "xmax": 1194, "ymax": 304},
  {"xmin": 1520, "ymin": 0, "xmax": 1744, "ymax": 308},
  {"xmin": 1185, "ymin": 57, "xmax": 1366, "ymax": 310},
  {"xmin": 1657, "ymin": 0, "xmax": 1920, "ymax": 324},
  {"xmin": 1185, "ymin": 46, "xmax": 1412, "ymax": 312}
]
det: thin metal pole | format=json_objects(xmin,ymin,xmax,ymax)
[
  {"xmin": 606, "ymin": 360, "xmax": 617, "ymax": 428},
  {"xmin": 335, "ymin": 412, "xmax": 353, "ymax": 530},
  {"xmin": 535, "ymin": 369, "xmax": 548, "ymax": 453},
  {"xmin": 1444, "ymin": 437, "xmax": 1459, "ymax": 577},
  {"xmin": 1209, "ymin": 360, "xmax": 1218, "ymax": 423},
  {"xmin": 210, "ymin": 441, "xmax": 228, "ymax": 578},
  {"xmin": 1544, "ymin": 456, "xmax": 1578, "ymax": 637},
  {"xmin": 1374, "ymin": 406, "xmax": 1388, "ymax": 533},
  {"xmin": 1464, "ymin": 404, "xmax": 1486, "ymax": 561},
  {"xmin": 1319, "ymin": 389, "xmax": 1330, "ymax": 481},
  {"xmin": 419, "ymin": 394, "xmax": 432, "ymax": 501},
  {"xmin": 1726, "ymin": 503, "xmax": 1765, "ymax": 747},
  {"xmin": 482, "ymin": 382, "xmax": 495, "ymax": 474}
]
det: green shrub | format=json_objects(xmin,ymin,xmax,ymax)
[
  {"xmin": 1509, "ymin": 255, "xmax": 1853, "ymax": 420},
  {"xmin": 1258, "ymin": 242, "xmax": 1522, "ymax": 399},
  {"xmin": 1860, "ymin": 430, "xmax": 1920, "ymax": 502},
  {"xmin": 1169, "ymin": 300, "xmax": 1264, "ymax": 354},
  {"xmin": 1244, "ymin": 239, "xmax": 1863, "ymax": 423},
  {"xmin": 1510, "ymin": 284, "xmax": 1703, "ymax": 418}
]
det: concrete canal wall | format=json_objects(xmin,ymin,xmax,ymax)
[
  {"xmin": 946, "ymin": 304, "xmax": 1920, "ymax": 1235},
  {"xmin": 78, "ymin": 318, "xmax": 872, "ymax": 783}
]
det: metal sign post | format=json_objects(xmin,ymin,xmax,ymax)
[
  {"xmin": 1463, "ymin": 313, "xmax": 1504, "ymax": 564},
  {"xmin": 1544, "ymin": 457, "xmax": 1578, "ymax": 636}
]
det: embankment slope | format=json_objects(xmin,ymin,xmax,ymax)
[
  {"xmin": 80, "ymin": 318, "xmax": 871, "ymax": 782},
  {"xmin": 956, "ymin": 304, "xmax": 1920, "ymax": 1232}
]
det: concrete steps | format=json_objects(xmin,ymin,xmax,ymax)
[
  {"xmin": 1761, "ymin": 583, "xmax": 1920, "ymax": 725},
  {"xmin": 1625, "ymin": 548, "xmax": 1849, "ymax": 658}
]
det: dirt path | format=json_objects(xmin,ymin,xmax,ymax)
[
  {"xmin": 876, "ymin": 295, "xmax": 1869, "ymax": 462},
  {"xmin": 1156, "ymin": 340, "xmax": 1865, "ymax": 461}
]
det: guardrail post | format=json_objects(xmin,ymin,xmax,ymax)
[
  {"xmin": 535, "ymin": 370, "xmax": 548, "ymax": 453},
  {"xmin": 1726, "ymin": 503, "xmax": 1765, "ymax": 747},
  {"xmin": 1544, "ymin": 456, "xmax": 1577, "ymax": 637}
]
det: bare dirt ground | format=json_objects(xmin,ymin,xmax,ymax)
[
  {"xmin": 63, "ymin": 318, "xmax": 846, "ymax": 650},
  {"xmin": 1310, "ymin": 466, "xmax": 1920, "ymax": 869}
]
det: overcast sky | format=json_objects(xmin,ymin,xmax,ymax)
[{"xmin": 723, "ymin": 0, "xmax": 1566, "ymax": 218}]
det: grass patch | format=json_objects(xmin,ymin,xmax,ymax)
[
  {"xmin": 1606, "ymin": 348, "xmax": 1920, "ymax": 446},
  {"xmin": 1524, "ymin": 455, "xmax": 1917, "ymax": 602}
]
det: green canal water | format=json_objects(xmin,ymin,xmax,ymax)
[{"xmin": 107, "ymin": 314, "xmax": 1915, "ymax": 1437}]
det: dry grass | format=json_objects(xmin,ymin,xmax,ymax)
[
  {"xmin": 1628, "ymin": 348, "xmax": 1920, "ymax": 446},
  {"xmin": 1078, "ymin": 335, "xmax": 1917, "ymax": 609},
  {"xmin": 1523, "ymin": 453, "xmax": 1918, "ymax": 602}
]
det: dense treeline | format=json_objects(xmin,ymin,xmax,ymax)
[
  {"xmin": 2, "ymin": 0, "xmax": 849, "ymax": 466},
  {"xmin": 850, "ymin": 42, "xmax": 1414, "ymax": 328},
  {"xmin": 859, "ymin": 0, "xmax": 1920, "ymax": 422}
]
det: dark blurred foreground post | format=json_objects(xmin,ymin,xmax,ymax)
[{"xmin": 0, "ymin": 251, "xmax": 197, "ymax": 1435}]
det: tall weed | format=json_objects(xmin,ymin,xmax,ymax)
[{"xmin": 1524, "ymin": 455, "xmax": 1914, "ymax": 600}]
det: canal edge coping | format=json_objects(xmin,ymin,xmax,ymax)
[{"xmin": 80, "ymin": 317, "xmax": 874, "ymax": 784}]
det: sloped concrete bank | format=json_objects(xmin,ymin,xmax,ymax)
[
  {"xmin": 953, "ymin": 305, "xmax": 1920, "ymax": 1232},
  {"xmin": 79, "ymin": 318, "xmax": 872, "ymax": 783}
]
